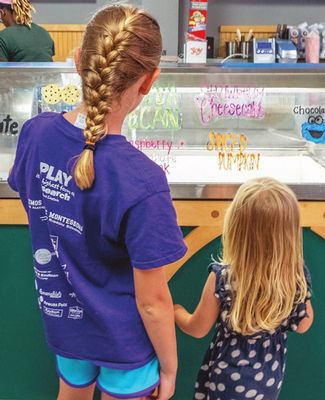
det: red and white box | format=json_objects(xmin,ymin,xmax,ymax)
[{"xmin": 188, "ymin": 0, "xmax": 208, "ymax": 40}]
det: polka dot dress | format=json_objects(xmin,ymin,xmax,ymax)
[{"xmin": 194, "ymin": 263, "xmax": 312, "ymax": 400}]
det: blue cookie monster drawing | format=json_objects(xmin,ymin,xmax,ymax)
[{"xmin": 301, "ymin": 115, "xmax": 325, "ymax": 143}]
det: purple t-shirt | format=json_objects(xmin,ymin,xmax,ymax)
[{"xmin": 8, "ymin": 112, "xmax": 187, "ymax": 369}]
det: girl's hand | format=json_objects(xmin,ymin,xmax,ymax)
[
  {"xmin": 156, "ymin": 370, "xmax": 176, "ymax": 400},
  {"xmin": 173, "ymin": 273, "xmax": 220, "ymax": 338}
]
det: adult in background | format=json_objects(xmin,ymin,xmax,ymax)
[{"xmin": 0, "ymin": 0, "xmax": 54, "ymax": 61}]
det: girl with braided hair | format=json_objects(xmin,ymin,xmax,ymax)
[
  {"xmin": 0, "ymin": 0, "xmax": 54, "ymax": 61},
  {"xmin": 8, "ymin": 4, "xmax": 186, "ymax": 400}
]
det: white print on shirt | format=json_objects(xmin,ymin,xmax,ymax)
[
  {"xmin": 50, "ymin": 235, "xmax": 59, "ymax": 256},
  {"xmin": 69, "ymin": 292, "xmax": 83, "ymax": 305},
  {"xmin": 33, "ymin": 248, "xmax": 57, "ymax": 265},
  {"xmin": 34, "ymin": 267, "xmax": 59, "ymax": 280},
  {"xmin": 62, "ymin": 264, "xmax": 72, "ymax": 285},
  {"xmin": 48, "ymin": 212, "xmax": 83, "ymax": 235},
  {"xmin": 43, "ymin": 306, "xmax": 64, "ymax": 318},
  {"xmin": 39, "ymin": 209, "xmax": 49, "ymax": 222},
  {"xmin": 40, "ymin": 162, "xmax": 72, "ymax": 187},
  {"xmin": 43, "ymin": 300, "xmax": 68, "ymax": 308},
  {"xmin": 28, "ymin": 198, "xmax": 45, "ymax": 210},
  {"xmin": 68, "ymin": 306, "xmax": 84, "ymax": 320},
  {"xmin": 39, "ymin": 288, "xmax": 62, "ymax": 299},
  {"xmin": 38, "ymin": 162, "xmax": 75, "ymax": 203}
]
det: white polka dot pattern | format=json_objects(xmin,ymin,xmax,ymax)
[
  {"xmin": 238, "ymin": 359, "xmax": 249, "ymax": 366},
  {"xmin": 272, "ymin": 361, "xmax": 279, "ymax": 371},
  {"xmin": 255, "ymin": 372, "xmax": 264, "ymax": 381},
  {"xmin": 245, "ymin": 389, "xmax": 257, "ymax": 398},
  {"xmin": 221, "ymin": 310, "xmax": 227, "ymax": 321},
  {"xmin": 194, "ymin": 264, "xmax": 287, "ymax": 399},
  {"xmin": 235, "ymin": 385, "xmax": 246, "ymax": 393},
  {"xmin": 231, "ymin": 350, "xmax": 241, "ymax": 358},
  {"xmin": 266, "ymin": 378, "xmax": 275, "ymax": 387},
  {"xmin": 231, "ymin": 372, "xmax": 241, "ymax": 381},
  {"xmin": 217, "ymin": 383, "xmax": 226, "ymax": 392},
  {"xmin": 218, "ymin": 361, "xmax": 228, "ymax": 369}
]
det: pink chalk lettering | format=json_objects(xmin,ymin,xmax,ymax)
[{"xmin": 197, "ymin": 85, "xmax": 265, "ymax": 125}]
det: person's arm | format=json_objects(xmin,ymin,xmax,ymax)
[
  {"xmin": 134, "ymin": 266, "xmax": 177, "ymax": 400},
  {"xmin": 174, "ymin": 272, "xmax": 220, "ymax": 338},
  {"xmin": 296, "ymin": 300, "xmax": 314, "ymax": 334},
  {"xmin": 124, "ymin": 186, "xmax": 187, "ymax": 400}
]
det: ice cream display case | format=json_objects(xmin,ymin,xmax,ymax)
[
  {"xmin": 1, "ymin": 62, "xmax": 325, "ymax": 200},
  {"xmin": 0, "ymin": 63, "xmax": 325, "ymax": 400}
]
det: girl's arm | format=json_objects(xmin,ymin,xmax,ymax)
[
  {"xmin": 296, "ymin": 300, "xmax": 314, "ymax": 333},
  {"xmin": 174, "ymin": 272, "xmax": 220, "ymax": 338},
  {"xmin": 134, "ymin": 266, "xmax": 177, "ymax": 399}
]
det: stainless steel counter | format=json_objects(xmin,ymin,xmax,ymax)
[{"xmin": 1, "ymin": 182, "xmax": 324, "ymax": 201}]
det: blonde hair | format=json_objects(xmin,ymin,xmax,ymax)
[
  {"xmin": 222, "ymin": 177, "xmax": 307, "ymax": 336},
  {"xmin": 12, "ymin": 0, "xmax": 34, "ymax": 27},
  {"xmin": 74, "ymin": 4, "xmax": 162, "ymax": 190}
]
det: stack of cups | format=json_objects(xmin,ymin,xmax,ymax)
[{"xmin": 305, "ymin": 27, "xmax": 320, "ymax": 63}]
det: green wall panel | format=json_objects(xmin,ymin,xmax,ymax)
[
  {"xmin": 0, "ymin": 226, "xmax": 57, "ymax": 400},
  {"xmin": 0, "ymin": 226, "xmax": 324, "ymax": 400}
]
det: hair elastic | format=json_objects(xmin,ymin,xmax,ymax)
[{"xmin": 84, "ymin": 140, "xmax": 96, "ymax": 152}]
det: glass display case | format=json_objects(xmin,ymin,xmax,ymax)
[{"xmin": 1, "ymin": 62, "xmax": 325, "ymax": 199}]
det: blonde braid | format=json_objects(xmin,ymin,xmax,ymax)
[
  {"xmin": 74, "ymin": 5, "xmax": 162, "ymax": 190},
  {"xmin": 74, "ymin": 29, "xmax": 132, "ymax": 189},
  {"xmin": 12, "ymin": 0, "xmax": 34, "ymax": 27}
]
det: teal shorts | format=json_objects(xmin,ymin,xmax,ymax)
[{"xmin": 56, "ymin": 355, "xmax": 160, "ymax": 399}]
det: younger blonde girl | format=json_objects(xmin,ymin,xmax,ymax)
[{"xmin": 174, "ymin": 177, "xmax": 313, "ymax": 400}]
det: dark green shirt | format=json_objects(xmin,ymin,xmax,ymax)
[{"xmin": 0, "ymin": 23, "xmax": 54, "ymax": 62}]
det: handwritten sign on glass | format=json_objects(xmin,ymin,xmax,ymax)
[
  {"xmin": 128, "ymin": 84, "xmax": 182, "ymax": 131},
  {"xmin": 197, "ymin": 86, "xmax": 265, "ymax": 125},
  {"xmin": 207, "ymin": 131, "xmax": 261, "ymax": 171}
]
